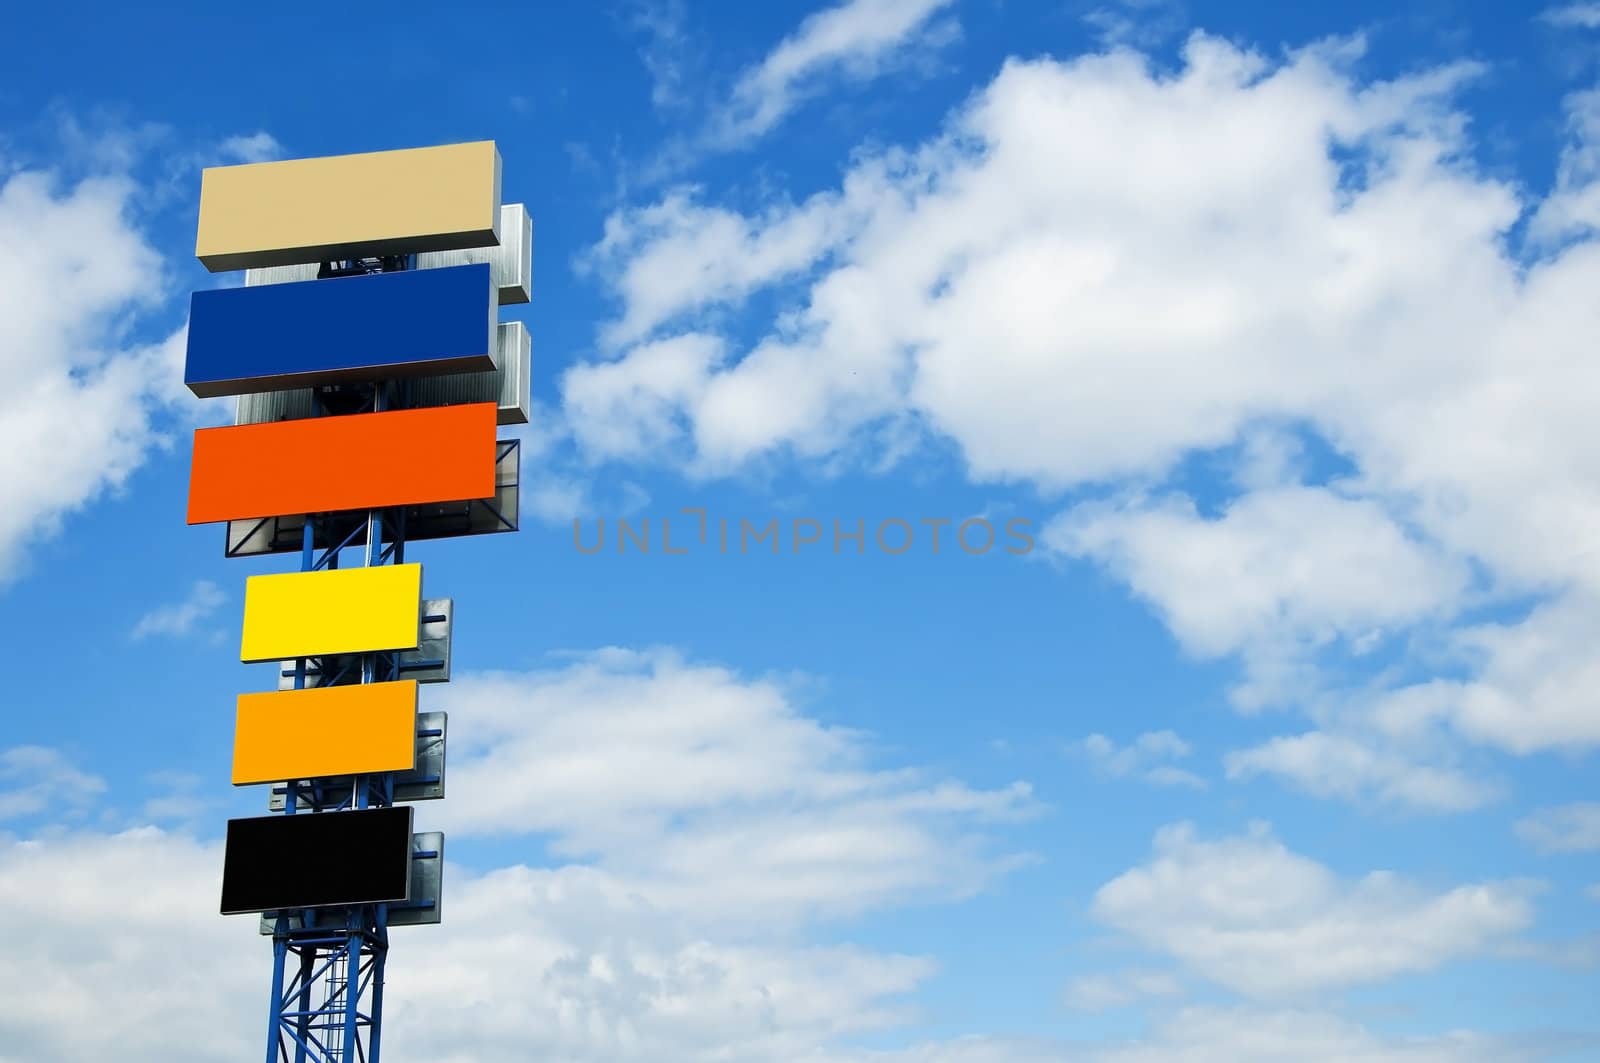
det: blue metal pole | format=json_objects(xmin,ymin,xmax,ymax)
[
  {"xmin": 368, "ymin": 941, "xmax": 387, "ymax": 1063},
  {"xmin": 293, "ymin": 946, "xmax": 313, "ymax": 1063},
  {"xmin": 341, "ymin": 927, "xmax": 362, "ymax": 1061},
  {"xmin": 265, "ymin": 933, "xmax": 288, "ymax": 1063}
]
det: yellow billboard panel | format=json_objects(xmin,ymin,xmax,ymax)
[
  {"xmin": 241, "ymin": 564, "xmax": 421, "ymax": 663},
  {"xmin": 232, "ymin": 681, "xmax": 418, "ymax": 785},
  {"xmin": 196, "ymin": 141, "xmax": 501, "ymax": 271}
]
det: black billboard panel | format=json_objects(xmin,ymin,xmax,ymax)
[{"xmin": 221, "ymin": 806, "xmax": 413, "ymax": 915}]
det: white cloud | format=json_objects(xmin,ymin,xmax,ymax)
[
  {"xmin": 436, "ymin": 648, "xmax": 1036, "ymax": 928},
  {"xmin": 0, "ymin": 746, "xmax": 105, "ymax": 820},
  {"xmin": 1082, "ymin": 0, "xmax": 1188, "ymax": 49},
  {"xmin": 1075, "ymin": 731, "xmax": 1205, "ymax": 788},
  {"xmin": 1515, "ymin": 803, "xmax": 1600, "ymax": 853},
  {"xmin": 1090, "ymin": 822, "xmax": 1535, "ymax": 997},
  {"xmin": 0, "ymin": 828, "xmax": 935, "ymax": 1063},
  {"xmin": 714, "ymin": 0, "xmax": 958, "ymax": 145},
  {"xmin": 0, "ymin": 824, "xmax": 1553, "ymax": 1063},
  {"xmin": 216, "ymin": 131, "xmax": 280, "ymax": 164},
  {"xmin": 1539, "ymin": 4, "xmax": 1600, "ymax": 29},
  {"xmin": 0, "ymin": 652, "xmax": 1039, "ymax": 1063},
  {"xmin": 1529, "ymin": 87, "xmax": 1600, "ymax": 244},
  {"xmin": 1047, "ymin": 487, "xmax": 1469, "ymax": 661},
  {"xmin": 1225, "ymin": 732, "xmax": 1499, "ymax": 812},
  {"xmin": 389, "ymin": 864, "xmax": 935, "ymax": 1061},
  {"xmin": 1063, "ymin": 967, "xmax": 1185, "ymax": 1011},
  {"xmin": 130, "ymin": 580, "xmax": 226, "ymax": 640},
  {"xmin": 564, "ymin": 333, "xmax": 725, "ymax": 457},
  {"xmin": 0, "ymin": 827, "xmax": 258, "ymax": 1061},
  {"xmin": 626, "ymin": 0, "xmax": 698, "ymax": 110},
  {"xmin": 585, "ymin": 38, "xmax": 1507, "ymax": 486},
  {"xmin": 0, "ymin": 740, "xmax": 1552, "ymax": 1063},
  {"xmin": 140, "ymin": 770, "xmax": 208, "ymax": 823},
  {"xmin": 574, "ymin": 33, "xmax": 1600, "ymax": 762},
  {"xmin": 1092, "ymin": 1005, "xmax": 1542, "ymax": 1063},
  {"xmin": 0, "ymin": 162, "xmax": 186, "ymax": 586},
  {"xmin": 816, "ymin": 1007, "xmax": 1552, "ymax": 1061},
  {"xmin": 587, "ymin": 185, "xmax": 875, "ymax": 347},
  {"xmin": 1367, "ymin": 593, "xmax": 1600, "ymax": 753}
]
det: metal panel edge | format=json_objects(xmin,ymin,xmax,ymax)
[
  {"xmin": 235, "ymin": 322, "xmax": 526, "ymax": 427},
  {"xmin": 268, "ymin": 711, "xmax": 447, "ymax": 811},
  {"xmin": 243, "ymin": 203, "xmax": 530, "ymax": 303},
  {"xmin": 223, "ymin": 439, "xmax": 519, "ymax": 556}
]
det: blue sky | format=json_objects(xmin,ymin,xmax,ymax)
[{"xmin": 3, "ymin": 0, "xmax": 1600, "ymax": 1059}]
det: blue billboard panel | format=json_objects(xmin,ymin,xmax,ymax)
[{"xmin": 184, "ymin": 263, "xmax": 495, "ymax": 398}]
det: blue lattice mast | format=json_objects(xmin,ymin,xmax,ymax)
[{"xmin": 265, "ymin": 369, "xmax": 406, "ymax": 1063}]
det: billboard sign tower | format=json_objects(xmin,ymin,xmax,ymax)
[{"xmin": 183, "ymin": 140, "xmax": 530, "ymax": 1063}]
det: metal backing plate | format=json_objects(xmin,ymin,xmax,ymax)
[
  {"xmin": 276, "ymin": 600, "xmax": 451, "ymax": 690},
  {"xmin": 225, "ymin": 440, "xmax": 519, "ymax": 557},
  {"xmin": 243, "ymin": 202, "xmax": 531, "ymax": 304},
  {"xmin": 234, "ymin": 320, "xmax": 529, "ymax": 427},
  {"xmin": 269, "ymin": 712, "xmax": 447, "ymax": 811}
]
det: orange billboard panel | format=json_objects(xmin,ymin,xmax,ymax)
[
  {"xmin": 232, "ymin": 681, "xmax": 419, "ymax": 786},
  {"xmin": 187, "ymin": 403, "xmax": 497, "ymax": 524}
]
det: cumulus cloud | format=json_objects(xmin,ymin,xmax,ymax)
[
  {"xmin": 0, "ymin": 827, "xmax": 936, "ymax": 1063},
  {"xmin": 0, "ymin": 823, "xmax": 1557, "ymax": 1063},
  {"xmin": 1366, "ymin": 593, "xmax": 1600, "ymax": 753},
  {"xmin": 571, "ymin": 32, "xmax": 1600, "ymax": 776},
  {"xmin": 0, "ymin": 646, "xmax": 1041, "ymax": 1061},
  {"xmin": 216, "ymin": 131, "xmax": 280, "ymax": 164},
  {"xmin": 1081, "ymin": 0, "xmax": 1189, "ymax": 49},
  {"xmin": 0, "ymin": 746, "xmax": 106, "ymax": 821},
  {"xmin": 1539, "ymin": 3, "xmax": 1600, "ymax": 29},
  {"xmin": 585, "ymin": 185, "xmax": 876, "ymax": 348},
  {"xmin": 1225, "ymin": 732, "xmax": 1499, "ymax": 812},
  {"xmin": 0, "ymin": 728, "xmax": 1559, "ymax": 1063},
  {"xmin": 0, "ymin": 827, "xmax": 257, "ymax": 1061},
  {"xmin": 1515, "ymin": 803, "xmax": 1600, "ymax": 853},
  {"xmin": 1090, "ymin": 822, "xmax": 1535, "ymax": 997},
  {"xmin": 1091, "ymin": 1005, "xmax": 1547, "ymax": 1063},
  {"xmin": 714, "ymin": 0, "xmax": 958, "ymax": 146},
  {"xmin": 0, "ymin": 164, "xmax": 187, "ymax": 584},
  {"xmin": 130, "ymin": 580, "xmax": 226, "ymax": 640},
  {"xmin": 1074, "ymin": 731, "xmax": 1205, "ymax": 788},
  {"xmin": 826, "ymin": 1016, "xmax": 1546, "ymax": 1062},
  {"xmin": 564, "ymin": 332, "xmax": 726, "ymax": 458},
  {"xmin": 436, "ymin": 648, "xmax": 1036, "ymax": 927},
  {"xmin": 1063, "ymin": 967, "xmax": 1185, "ymax": 1012},
  {"xmin": 1047, "ymin": 487, "xmax": 1469, "ymax": 661},
  {"xmin": 624, "ymin": 0, "xmax": 700, "ymax": 111},
  {"xmin": 388, "ymin": 864, "xmax": 935, "ymax": 1061}
]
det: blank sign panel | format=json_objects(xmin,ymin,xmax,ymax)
[
  {"xmin": 185, "ymin": 263, "xmax": 494, "ymax": 398},
  {"xmin": 187, "ymin": 403, "xmax": 498, "ymax": 525},
  {"xmin": 240, "ymin": 564, "xmax": 422, "ymax": 663},
  {"xmin": 232, "ymin": 681, "xmax": 419, "ymax": 786},
  {"xmin": 196, "ymin": 141, "xmax": 501, "ymax": 271},
  {"xmin": 220, "ymin": 806, "xmax": 414, "ymax": 915}
]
